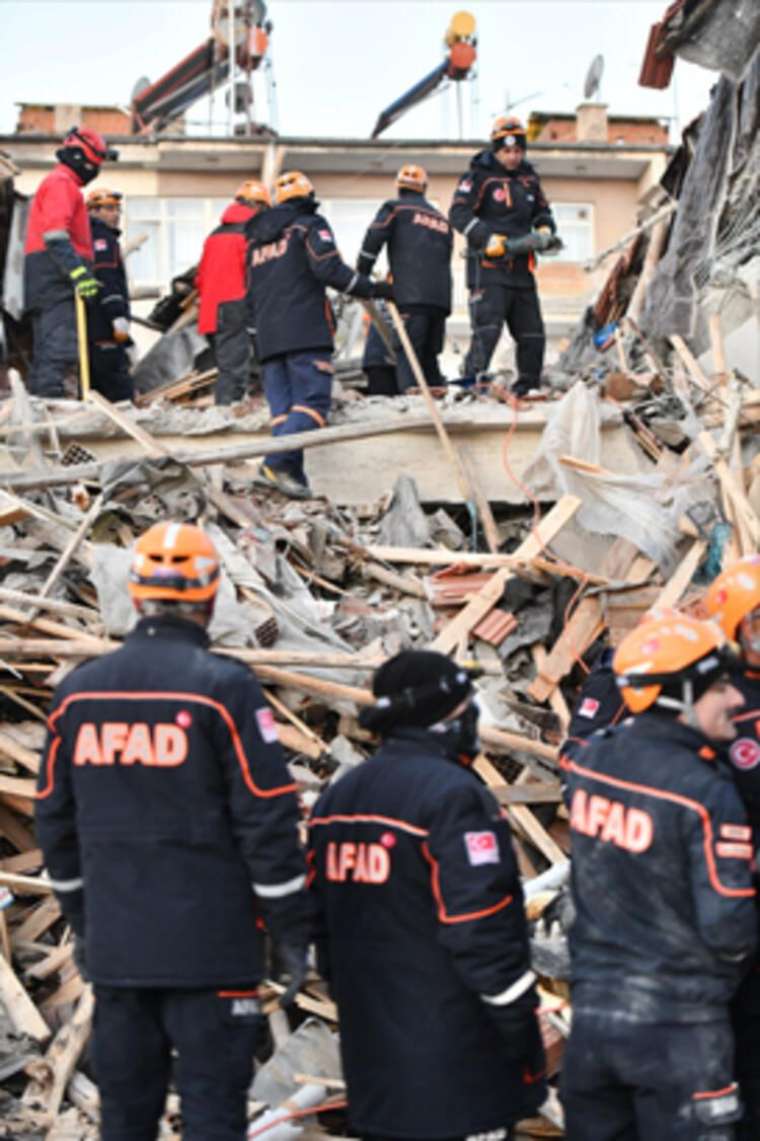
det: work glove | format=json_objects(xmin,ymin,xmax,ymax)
[
  {"xmin": 484, "ymin": 233, "xmax": 509, "ymax": 259},
  {"xmin": 483, "ymin": 985, "xmax": 546, "ymax": 1065},
  {"xmin": 112, "ymin": 317, "xmax": 130, "ymax": 344},
  {"xmin": 73, "ymin": 934, "xmax": 89, "ymax": 982},
  {"xmin": 535, "ymin": 227, "xmax": 563, "ymax": 253},
  {"xmin": 370, "ymin": 280, "xmax": 394, "ymax": 301},
  {"xmin": 69, "ymin": 265, "xmax": 100, "ymax": 299},
  {"xmin": 273, "ymin": 940, "xmax": 308, "ymax": 1007}
]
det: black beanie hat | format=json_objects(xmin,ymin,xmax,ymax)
[{"xmin": 359, "ymin": 650, "xmax": 473, "ymax": 735}]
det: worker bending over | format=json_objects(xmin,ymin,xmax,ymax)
[
  {"xmin": 449, "ymin": 115, "xmax": 558, "ymax": 396},
  {"xmin": 309, "ymin": 650, "xmax": 546, "ymax": 1140},
  {"xmin": 247, "ymin": 171, "xmax": 390, "ymax": 499},
  {"xmin": 196, "ymin": 180, "xmax": 270, "ymax": 405},
  {"xmin": 357, "ymin": 164, "xmax": 452, "ymax": 392},
  {"xmin": 36, "ymin": 521, "xmax": 309, "ymax": 1141},
  {"xmin": 561, "ymin": 611, "xmax": 756, "ymax": 1140}
]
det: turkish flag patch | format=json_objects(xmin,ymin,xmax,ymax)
[
  {"xmin": 464, "ymin": 830, "xmax": 500, "ymax": 866},
  {"xmin": 578, "ymin": 697, "xmax": 600, "ymax": 719},
  {"xmin": 255, "ymin": 707, "xmax": 279, "ymax": 744},
  {"xmin": 94, "ymin": 238, "xmax": 108, "ymax": 250},
  {"xmin": 318, "ymin": 229, "xmax": 333, "ymax": 242}
]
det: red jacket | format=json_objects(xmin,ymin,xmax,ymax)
[
  {"xmin": 23, "ymin": 164, "xmax": 93, "ymax": 311},
  {"xmin": 196, "ymin": 201, "xmax": 255, "ymax": 334}
]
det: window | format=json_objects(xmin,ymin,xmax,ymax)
[
  {"xmin": 124, "ymin": 197, "xmax": 231, "ymax": 289},
  {"xmin": 321, "ymin": 198, "xmax": 384, "ymax": 268},
  {"xmin": 551, "ymin": 203, "xmax": 594, "ymax": 262}
]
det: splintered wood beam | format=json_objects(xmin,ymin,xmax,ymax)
[
  {"xmin": 0, "ymin": 953, "xmax": 50, "ymax": 1041},
  {"xmin": 430, "ymin": 496, "xmax": 581, "ymax": 654}
]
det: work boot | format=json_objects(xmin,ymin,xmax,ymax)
[
  {"xmin": 511, "ymin": 377, "xmax": 542, "ymax": 398},
  {"xmin": 253, "ymin": 463, "xmax": 311, "ymax": 500}
]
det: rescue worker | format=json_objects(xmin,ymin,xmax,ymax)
[
  {"xmin": 196, "ymin": 180, "xmax": 271, "ymax": 405},
  {"xmin": 357, "ymin": 165, "xmax": 452, "ymax": 392},
  {"xmin": 308, "ymin": 651, "xmax": 546, "ymax": 1140},
  {"xmin": 561, "ymin": 611, "xmax": 756, "ymax": 1140},
  {"xmin": 246, "ymin": 170, "xmax": 391, "ymax": 499},
  {"xmin": 36, "ymin": 521, "xmax": 309, "ymax": 1141},
  {"xmin": 561, "ymin": 646, "xmax": 626, "ymax": 763},
  {"xmin": 85, "ymin": 187, "xmax": 133, "ymax": 402},
  {"xmin": 24, "ymin": 127, "xmax": 117, "ymax": 397},
  {"xmin": 705, "ymin": 555, "xmax": 760, "ymax": 1140},
  {"xmin": 449, "ymin": 115, "xmax": 558, "ymax": 395}
]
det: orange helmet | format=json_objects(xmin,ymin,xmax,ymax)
[
  {"xmin": 274, "ymin": 170, "xmax": 314, "ymax": 205},
  {"xmin": 397, "ymin": 163, "xmax": 427, "ymax": 192},
  {"xmin": 128, "ymin": 522, "xmax": 220, "ymax": 605},
  {"xmin": 235, "ymin": 179, "xmax": 271, "ymax": 208},
  {"xmin": 491, "ymin": 115, "xmax": 527, "ymax": 147},
  {"xmin": 613, "ymin": 611, "xmax": 731, "ymax": 714},
  {"xmin": 703, "ymin": 556, "xmax": 760, "ymax": 642},
  {"xmin": 86, "ymin": 187, "xmax": 123, "ymax": 210}
]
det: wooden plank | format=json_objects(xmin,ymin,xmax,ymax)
[
  {"xmin": 652, "ymin": 539, "xmax": 707, "ymax": 609},
  {"xmin": 475, "ymin": 756, "xmax": 566, "ymax": 865},
  {"xmin": 0, "ymin": 729, "xmax": 40, "ymax": 775},
  {"xmin": 431, "ymin": 496, "xmax": 581, "ymax": 654},
  {"xmin": 23, "ymin": 988, "xmax": 94, "ymax": 1122},
  {"xmin": 12, "ymin": 899, "xmax": 61, "ymax": 944},
  {"xmin": 0, "ymin": 952, "xmax": 50, "ymax": 1041},
  {"xmin": 528, "ymin": 597, "xmax": 606, "ymax": 704}
]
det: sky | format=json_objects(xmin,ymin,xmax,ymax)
[{"xmin": 0, "ymin": 0, "xmax": 718, "ymax": 142}]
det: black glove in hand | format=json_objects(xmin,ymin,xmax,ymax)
[
  {"xmin": 484, "ymin": 987, "xmax": 545, "ymax": 1065},
  {"xmin": 370, "ymin": 281, "xmax": 394, "ymax": 301},
  {"xmin": 274, "ymin": 940, "xmax": 308, "ymax": 1007}
]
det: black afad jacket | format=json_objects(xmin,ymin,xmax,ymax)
[
  {"xmin": 89, "ymin": 214, "xmax": 130, "ymax": 342},
  {"xmin": 308, "ymin": 727, "xmax": 545, "ymax": 1138},
  {"xmin": 247, "ymin": 200, "xmax": 372, "ymax": 362},
  {"xmin": 449, "ymin": 149, "xmax": 555, "ymax": 289},
  {"xmin": 35, "ymin": 617, "xmax": 308, "ymax": 988},
  {"xmin": 357, "ymin": 191, "xmax": 453, "ymax": 312},
  {"xmin": 562, "ymin": 712, "xmax": 757, "ymax": 1021}
]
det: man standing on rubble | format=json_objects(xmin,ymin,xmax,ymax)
[
  {"xmin": 85, "ymin": 187, "xmax": 133, "ymax": 403},
  {"xmin": 196, "ymin": 180, "xmax": 271, "ymax": 405},
  {"xmin": 561, "ymin": 611, "xmax": 756, "ymax": 1139},
  {"xmin": 36, "ymin": 521, "xmax": 309, "ymax": 1141},
  {"xmin": 308, "ymin": 650, "xmax": 546, "ymax": 1140},
  {"xmin": 23, "ymin": 127, "xmax": 117, "ymax": 398},
  {"xmin": 357, "ymin": 164, "xmax": 453, "ymax": 392},
  {"xmin": 705, "ymin": 555, "xmax": 760, "ymax": 1140},
  {"xmin": 449, "ymin": 115, "xmax": 558, "ymax": 396},
  {"xmin": 246, "ymin": 170, "xmax": 392, "ymax": 499}
]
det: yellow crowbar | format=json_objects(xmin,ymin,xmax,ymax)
[{"xmin": 74, "ymin": 292, "xmax": 91, "ymax": 400}]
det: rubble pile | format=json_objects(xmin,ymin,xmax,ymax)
[{"xmin": 0, "ymin": 311, "xmax": 754, "ymax": 1135}]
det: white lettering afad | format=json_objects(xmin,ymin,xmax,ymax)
[
  {"xmin": 569, "ymin": 788, "xmax": 654, "ymax": 854},
  {"xmin": 325, "ymin": 840, "xmax": 391, "ymax": 884},
  {"xmin": 73, "ymin": 722, "xmax": 188, "ymax": 768},
  {"xmin": 412, "ymin": 211, "xmax": 449, "ymax": 235},
  {"xmin": 251, "ymin": 237, "xmax": 288, "ymax": 268}
]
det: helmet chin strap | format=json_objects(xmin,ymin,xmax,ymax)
[{"xmin": 656, "ymin": 679, "xmax": 699, "ymax": 729}]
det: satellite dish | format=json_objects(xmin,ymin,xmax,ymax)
[
  {"xmin": 131, "ymin": 76, "xmax": 152, "ymax": 102},
  {"xmin": 583, "ymin": 54, "xmax": 605, "ymax": 100}
]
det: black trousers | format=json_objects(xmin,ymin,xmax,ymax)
[
  {"xmin": 90, "ymin": 341, "xmax": 133, "ymax": 403},
  {"xmin": 463, "ymin": 285, "xmax": 545, "ymax": 389},
  {"xmin": 562, "ymin": 1010, "xmax": 741, "ymax": 1140},
  {"xmin": 732, "ymin": 962, "xmax": 760, "ymax": 1140},
  {"xmin": 395, "ymin": 306, "xmax": 447, "ymax": 392},
  {"xmin": 27, "ymin": 297, "xmax": 78, "ymax": 397},
  {"xmin": 92, "ymin": 986, "xmax": 263, "ymax": 1141},
  {"xmin": 211, "ymin": 299, "xmax": 251, "ymax": 405}
]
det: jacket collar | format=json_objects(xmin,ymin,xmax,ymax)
[
  {"xmin": 129, "ymin": 614, "xmax": 210, "ymax": 649},
  {"xmin": 632, "ymin": 710, "xmax": 726, "ymax": 764},
  {"xmin": 383, "ymin": 725, "xmax": 468, "ymax": 766}
]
